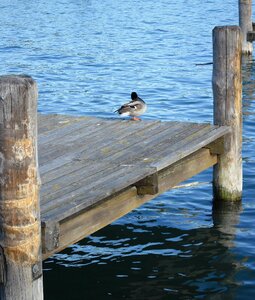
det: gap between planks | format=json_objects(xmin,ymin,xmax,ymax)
[{"xmin": 41, "ymin": 147, "xmax": 218, "ymax": 259}]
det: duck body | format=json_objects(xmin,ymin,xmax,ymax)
[{"xmin": 115, "ymin": 92, "xmax": 147, "ymax": 121}]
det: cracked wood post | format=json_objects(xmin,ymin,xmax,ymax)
[
  {"xmin": 212, "ymin": 26, "xmax": 242, "ymax": 201},
  {"xmin": 239, "ymin": 0, "xmax": 253, "ymax": 54},
  {"xmin": 0, "ymin": 75, "xmax": 43, "ymax": 299}
]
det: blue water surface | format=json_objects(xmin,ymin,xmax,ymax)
[{"xmin": 1, "ymin": 0, "xmax": 255, "ymax": 299}]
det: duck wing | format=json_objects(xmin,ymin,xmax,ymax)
[
  {"xmin": 115, "ymin": 101, "xmax": 134, "ymax": 113},
  {"xmin": 115, "ymin": 98, "xmax": 146, "ymax": 116},
  {"xmin": 128, "ymin": 100, "xmax": 144, "ymax": 111}
]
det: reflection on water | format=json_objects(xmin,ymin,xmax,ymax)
[
  {"xmin": 43, "ymin": 190, "xmax": 250, "ymax": 300},
  {"xmin": 242, "ymin": 56, "xmax": 255, "ymax": 119},
  {"xmin": 213, "ymin": 200, "xmax": 242, "ymax": 237},
  {"xmin": 1, "ymin": 0, "xmax": 255, "ymax": 299}
]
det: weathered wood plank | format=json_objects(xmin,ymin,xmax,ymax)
[
  {"xmin": 39, "ymin": 121, "xmax": 179, "ymax": 175},
  {"xmin": 39, "ymin": 121, "xmax": 161, "ymax": 180},
  {"xmin": 239, "ymin": 0, "xmax": 253, "ymax": 54},
  {"xmin": 101, "ymin": 122, "xmax": 203, "ymax": 165},
  {"xmin": 127, "ymin": 123, "xmax": 212, "ymax": 168},
  {"xmin": 41, "ymin": 165, "xmax": 157, "ymax": 221},
  {"xmin": 41, "ymin": 221, "xmax": 60, "ymax": 254},
  {"xmin": 39, "ymin": 119, "xmax": 162, "ymax": 168},
  {"xmin": 36, "ymin": 113, "xmax": 230, "ymax": 259},
  {"xmin": 39, "ymin": 116, "xmax": 104, "ymax": 144},
  {"xmin": 151, "ymin": 126, "xmax": 230, "ymax": 170},
  {"xmin": 102, "ymin": 123, "xmax": 211, "ymax": 172},
  {"xmin": 40, "ymin": 162, "xmax": 121, "ymax": 206},
  {"xmin": 40, "ymin": 121, "xmax": 228, "ymax": 220},
  {"xmin": 38, "ymin": 114, "xmax": 89, "ymax": 134},
  {"xmin": 0, "ymin": 75, "xmax": 43, "ymax": 300},
  {"xmin": 39, "ymin": 119, "xmax": 122, "ymax": 164},
  {"xmin": 42, "ymin": 187, "xmax": 138, "ymax": 259},
  {"xmin": 212, "ymin": 26, "xmax": 242, "ymax": 201},
  {"xmin": 204, "ymin": 136, "xmax": 225, "ymax": 155},
  {"xmin": 40, "ymin": 122, "xmax": 203, "ymax": 206},
  {"xmin": 73, "ymin": 121, "xmax": 183, "ymax": 163},
  {"xmin": 136, "ymin": 172, "xmax": 159, "ymax": 195},
  {"xmin": 157, "ymin": 148, "xmax": 217, "ymax": 191},
  {"xmin": 41, "ymin": 117, "xmax": 117, "ymax": 141},
  {"xmin": 41, "ymin": 148, "xmax": 217, "ymax": 259},
  {"xmin": 40, "ymin": 119, "xmax": 159, "ymax": 159}
]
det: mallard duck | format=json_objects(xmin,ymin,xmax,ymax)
[{"xmin": 115, "ymin": 92, "xmax": 147, "ymax": 121}]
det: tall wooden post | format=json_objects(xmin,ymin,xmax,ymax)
[
  {"xmin": 212, "ymin": 26, "xmax": 242, "ymax": 201},
  {"xmin": 0, "ymin": 75, "xmax": 43, "ymax": 299},
  {"xmin": 239, "ymin": 0, "xmax": 253, "ymax": 54}
]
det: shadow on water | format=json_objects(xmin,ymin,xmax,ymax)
[{"xmin": 43, "ymin": 199, "xmax": 245, "ymax": 300}]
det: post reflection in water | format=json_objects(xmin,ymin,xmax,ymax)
[
  {"xmin": 117, "ymin": 201, "xmax": 244, "ymax": 299},
  {"xmin": 212, "ymin": 199, "xmax": 242, "ymax": 243},
  {"xmin": 1, "ymin": 0, "xmax": 254, "ymax": 297},
  {"xmin": 44, "ymin": 194, "xmax": 246, "ymax": 300}
]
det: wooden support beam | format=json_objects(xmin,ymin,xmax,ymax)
[
  {"xmin": 41, "ymin": 221, "xmax": 60, "ymax": 254},
  {"xmin": 42, "ymin": 148, "xmax": 217, "ymax": 260},
  {"xmin": 203, "ymin": 136, "xmax": 225, "ymax": 155},
  {"xmin": 239, "ymin": 0, "xmax": 253, "ymax": 54},
  {"xmin": 212, "ymin": 26, "xmax": 242, "ymax": 201},
  {"xmin": 0, "ymin": 75, "xmax": 43, "ymax": 299},
  {"xmin": 136, "ymin": 171, "xmax": 159, "ymax": 195}
]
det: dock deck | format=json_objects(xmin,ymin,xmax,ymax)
[{"xmin": 38, "ymin": 114, "xmax": 230, "ymax": 259}]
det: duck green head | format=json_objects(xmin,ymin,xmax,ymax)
[{"xmin": 131, "ymin": 92, "xmax": 138, "ymax": 100}]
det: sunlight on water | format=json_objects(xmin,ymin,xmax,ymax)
[{"xmin": 1, "ymin": 0, "xmax": 255, "ymax": 299}]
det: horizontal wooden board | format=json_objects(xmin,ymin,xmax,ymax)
[
  {"xmin": 41, "ymin": 147, "xmax": 217, "ymax": 259},
  {"xmin": 37, "ymin": 114, "xmax": 229, "ymax": 258}
]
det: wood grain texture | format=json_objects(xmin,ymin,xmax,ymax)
[
  {"xmin": 212, "ymin": 26, "xmax": 242, "ymax": 201},
  {"xmin": 239, "ymin": 0, "xmax": 253, "ymax": 54},
  {"xmin": 41, "ymin": 148, "xmax": 217, "ymax": 260},
  {"xmin": 41, "ymin": 165, "xmax": 157, "ymax": 221},
  {"xmin": 36, "ymin": 114, "xmax": 230, "ymax": 257},
  {"xmin": 0, "ymin": 75, "xmax": 43, "ymax": 300}
]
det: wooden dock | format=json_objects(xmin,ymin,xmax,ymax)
[
  {"xmin": 0, "ymin": 25, "xmax": 243, "ymax": 299},
  {"xmin": 38, "ymin": 114, "xmax": 229, "ymax": 259}
]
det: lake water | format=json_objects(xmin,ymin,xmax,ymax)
[{"xmin": 1, "ymin": 0, "xmax": 255, "ymax": 299}]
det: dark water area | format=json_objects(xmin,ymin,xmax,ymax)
[{"xmin": 1, "ymin": 0, "xmax": 255, "ymax": 299}]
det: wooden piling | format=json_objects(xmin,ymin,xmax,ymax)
[
  {"xmin": 0, "ymin": 76, "xmax": 43, "ymax": 299},
  {"xmin": 212, "ymin": 26, "xmax": 242, "ymax": 201},
  {"xmin": 239, "ymin": 0, "xmax": 253, "ymax": 54}
]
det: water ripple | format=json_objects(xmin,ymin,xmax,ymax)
[{"xmin": 2, "ymin": 0, "xmax": 255, "ymax": 299}]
